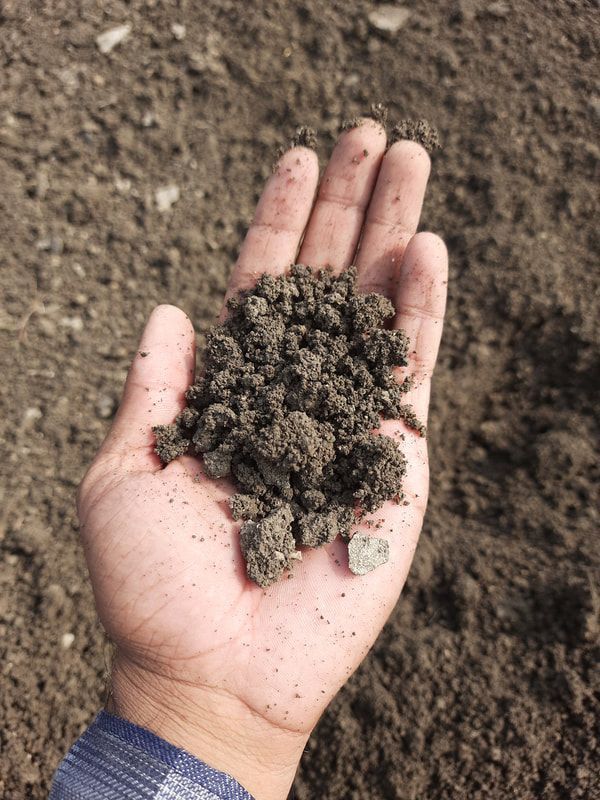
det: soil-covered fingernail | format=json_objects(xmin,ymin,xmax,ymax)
[
  {"xmin": 389, "ymin": 119, "xmax": 441, "ymax": 152},
  {"xmin": 290, "ymin": 125, "xmax": 318, "ymax": 149},
  {"xmin": 340, "ymin": 102, "xmax": 389, "ymax": 132},
  {"xmin": 154, "ymin": 266, "xmax": 424, "ymax": 587},
  {"xmin": 273, "ymin": 125, "xmax": 318, "ymax": 169}
]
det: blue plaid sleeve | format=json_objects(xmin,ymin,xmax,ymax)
[{"xmin": 49, "ymin": 710, "xmax": 255, "ymax": 800}]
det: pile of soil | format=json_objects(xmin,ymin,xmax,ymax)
[
  {"xmin": 1, "ymin": 2, "xmax": 598, "ymax": 798},
  {"xmin": 155, "ymin": 266, "xmax": 416, "ymax": 586}
]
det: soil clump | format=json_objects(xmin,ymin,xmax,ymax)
[{"xmin": 155, "ymin": 266, "xmax": 415, "ymax": 586}]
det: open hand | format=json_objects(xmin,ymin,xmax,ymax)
[{"xmin": 78, "ymin": 119, "xmax": 448, "ymax": 800}]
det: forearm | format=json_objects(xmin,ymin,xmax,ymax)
[
  {"xmin": 51, "ymin": 654, "xmax": 308, "ymax": 800},
  {"xmin": 108, "ymin": 657, "xmax": 308, "ymax": 800}
]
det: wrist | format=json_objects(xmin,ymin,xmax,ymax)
[{"xmin": 107, "ymin": 655, "xmax": 308, "ymax": 800}]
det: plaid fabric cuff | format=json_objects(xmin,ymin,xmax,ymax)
[{"xmin": 50, "ymin": 710, "xmax": 255, "ymax": 800}]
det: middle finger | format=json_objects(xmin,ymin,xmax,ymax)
[
  {"xmin": 298, "ymin": 119, "xmax": 387, "ymax": 272},
  {"xmin": 355, "ymin": 139, "xmax": 431, "ymax": 297}
]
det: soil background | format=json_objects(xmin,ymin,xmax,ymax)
[{"xmin": 1, "ymin": 1, "xmax": 598, "ymax": 798}]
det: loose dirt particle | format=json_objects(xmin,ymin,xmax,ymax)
[
  {"xmin": 171, "ymin": 23, "xmax": 186, "ymax": 40},
  {"xmin": 390, "ymin": 119, "xmax": 441, "ymax": 152},
  {"xmin": 155, "ymin": 184, "xmax": 180, "ymax": 212},
  {"xmin": 290, "ymin": 125, "xmax": 318, "ymax": 150},
  {"xmin": 95, "ymin": 24, "xmax": 131, "ymax": 54},
  {"xmin": 274, "ymin": 126, "xmax": 318, "ymax": 167},
  {"xmin": 368, "ymin": 6, "xmax": 411, "ymax": 34},
  {"xmin": 341, "ymin": 102, "xmax": 389, "ymax": 132}
]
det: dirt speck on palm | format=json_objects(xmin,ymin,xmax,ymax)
[{"xmin": 155, "ymin": 266, "xmax": 419, "ymax": 586}]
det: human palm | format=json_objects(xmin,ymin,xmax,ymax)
[{"xmin": 78, "ymin": 120, "xmax": 447, "ymax": 799}]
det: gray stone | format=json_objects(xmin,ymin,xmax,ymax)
[
  {"xmin": 96, "ymin": 395, "xmax": 116, "ymax": 419},
  {"xmin": 486, "ymin": 2, "xmax": 510, "ymax": 18},
  {"xmin": 96, "ymin": 24, "xmax": 131, "ymax": 54},
  {"xmin": 171, "ymin": 23, "xmax": 186, "ymax": 40},
  {"xmin": 348, "ymin": 534, "xmax": 389, "ymax": 575}
]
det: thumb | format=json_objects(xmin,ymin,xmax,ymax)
[{"xmin": 95, "ymin": 304, "xmax": 196, "ymax": 473}]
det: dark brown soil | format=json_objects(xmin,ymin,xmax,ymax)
[
  {"xmin": 1, "ymin": 2, "xmax": 598, "ymax": 799},
  {"xmin": 341, "ymin": 100, "xmax": 390, "ymax": 130},
  {"xmin": 289, "ymin": 125, "xmax": 318, "ymax": 150},
  {"xmin": 390, "ymin": 118, "xmax": 441, "ymax": 151},
  {"xmin": 276, "ymin": 126, "xmax": 319, "ymax": 161},
  {"xmin": 155, "ymin": 266, "xmax": 413, "ymax": 587}
]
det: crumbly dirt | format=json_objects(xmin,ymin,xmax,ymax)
[
  {"xmin": 275, "ymin": 125, "xmax": 318, "ymax": 163},
  {"xmin": 341, "ymin": 100, "xmax": 390, "ymax": 131},
  {"xmin": 290, "ymin": 125, "xmax": 318, "ymax": 150},
  {"xmin": 342, "ymin": 106, "xmax": 441, "ymax": 155},
  {"xmin": 155, "ymin": 266, "xmax": 411, "ymax": 586},
  {"xmin": 240, "ymin": 506, "xmax": 303, "ymax": 588},
  {"xmin": 1, "ymin": 2, "xmax": 598, "ymax": 798},
  {"xmin": 390, "ymin": 118, "xmax": 441, "ymax": 152}
]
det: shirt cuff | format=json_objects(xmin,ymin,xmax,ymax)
[{"xmin": 50, "ymin": 709, "xmax": 255, "ymax": 800}]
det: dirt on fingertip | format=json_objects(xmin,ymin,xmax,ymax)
[
  {"xmin": 290, "ymin": 125, "xmax": 318, "ymax": 149},
  {"xmin": 274, "ymin": 125, "xmax": 318, "ymax": 167},
  {"xmin": 155, "ymin": 266, "xmax": 418, "ymax": 586},
  {"xmin": 368, "ymin": 102, "xmax": 389, "ymax": 127},
  {"xmin": 341, "ymin": 101, "xmax": 389, "ymax": 132},
  {"xmin": 390, "ymin": 119, "xmax": 441, "ymax": 152}
]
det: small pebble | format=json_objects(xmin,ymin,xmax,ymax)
[
  {"xmin": 348, "ymin": 534, "xmax": 390, "ymax": 575},
  {"xmin": 486, "ymin": 1, "xmax": 510, "ymax": 18},
  {"xmin": 36, "ymin": 236, "xmax": 63, "ymax": 254},
  {"xmin": 96, "ymin": 395, "xmax": 116, "ymax": 419},
  {"xmin": 60, "ymin": 316, "xmax": 84, "ymax": 333},
  {"xmin": 61, "ymin": 633, "xmax": 75, "ymax": 649},
  {"xmin": 96, "ymin": 24, "xmax": 132, "ymax": 54},
  {"xmin": 368, "ymin": 5, "xmax": 411, "ymax": 33},
  {"xmin": 115, "ymin": 176, "xmax": 132, "ymax": 193},
  {"xmin": 155, "ymin": 184, "xmax": 180, "ymax": 212},
  {"xmin": 171, "ymin": 23, "xmax": 186, "ymax": 40}
]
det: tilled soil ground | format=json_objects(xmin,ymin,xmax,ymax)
[{"xmin": 1, "ymin": 2, "xmax": 598, "ymax": 798}]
